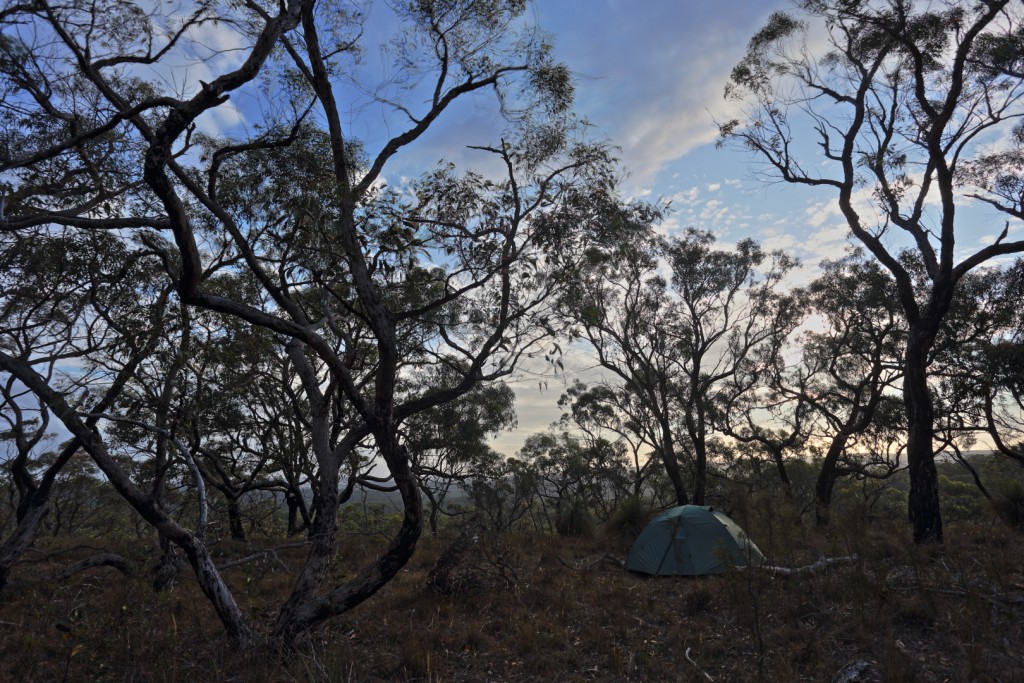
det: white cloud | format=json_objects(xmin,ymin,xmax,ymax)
[
  {"xmin": 535, "ymin": 2, "xmax": 788, "ymax": 190},
  {"xmin": 194, "ymin": 100, "xmax": 246, "ymax": 136},
  {"xmin": 490, "ymin": 345, "xmax": 607, "ymax": 456},
  {"xmin": 758, "ymin": 229, "xmax": 802, "ymax": 253},
  {"xmin": 805, "ymin": 200, "xmax": 840, "ymax": 229},
  {"xmin": 671, "ymin": 186, "xmax": 702, "ymax": 207}
]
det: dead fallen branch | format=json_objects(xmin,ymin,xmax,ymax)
[
  {"xmin": 557, "ymin": 553, "xmax": 625, "ymax": 571},
  {"xmin": 216, "ymin": 546, "xmax": 298, "ymax": 574},
  {"xmin": 758, "ymin": 555, "xmax": 859, "ymax": 577},
  {"xmin": 685, "ymin": 646, "xmax": 714, "ymax": 681},
  {"xmin": 53, "ymin": 553, "xmax": 132, "ymax": 582}
]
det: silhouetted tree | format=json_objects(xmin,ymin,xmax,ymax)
[
  {"xmin": 723, "ymin": 0, "xmax": 1024, "ymax": 542},
  {"xmin": 562, "ymin": 227, "xmax": 798, "ymax": 505}
]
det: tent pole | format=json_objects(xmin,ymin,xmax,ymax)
[{"xmin": 655, "ymin": 515, "xmax": 682, "ymax": 575}]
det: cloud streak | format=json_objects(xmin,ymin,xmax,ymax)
[{"xmin": 536, "ymin": 1, "xmax": 787, "ymax": 187}]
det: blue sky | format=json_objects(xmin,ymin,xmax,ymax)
[
  {"xmin": 8, "ymin": 0, "xmax": 808, "ymax": 459},
  {"xmin": 534, "ymin": 1, "xmax": 783, "ymax": 188}
]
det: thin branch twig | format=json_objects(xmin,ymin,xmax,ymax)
[{"xmin": 685, "ymin": 647, "xmax": 714, "ymax": 681}]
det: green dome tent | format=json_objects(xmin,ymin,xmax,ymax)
[{"xmin": 625, "ymin": 505, "xmax": 765, "ymax": 576}]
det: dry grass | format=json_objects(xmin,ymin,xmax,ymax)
[{"xmin": 2, "ymin": 516, "xmax": 1023, "ymax": 682}]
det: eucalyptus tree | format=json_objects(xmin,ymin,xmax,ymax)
[
  {"xmin": 929, "ymin": 260, "xmax": 1024, "ymax": 491},
  {"xmin": 465, "ymin": 453, "xmax": 538, "ymax": 533},
  {"xmin": 0, "ymin": 0, "xmax": 627, "ymax": 646},
  {"xmin": 559, "ymin": 228, "xmax": 688, "ymax": 504},
  {"xmin": 0, "ymin": 229, "xmax": 170, "ymax": 590},
  {"xmin": 798, "ymin": 255, "xmax": 1017, "ymax": 524},
  {"xmin": 187, "ymin": 349, "xmax": 323, "ymax": 541},
  {"xmin": 402, "ymin": 369, "xmax": 516, "ymax": 534},
  {"xmin": 979, "ymin": 261, "xmax": 1024, "ymax": 464},
  {"xmin": 666, "ymin": 232, "xmax": 801, "ymax": 505},
  {"xmin": 722, "ymin": 0, "xmax": 1024, "ymax": 542},
  {"xmin": 563, "ymin": 227, "xmax": 798, "ymax": 506},
  {"xmin": 556, "ymin": 381, "xmax": 658, "ymax": 499},
  {"xmin": 798, "ymin": 254, "xmax": 906, "ymax": 525},
  {"xmin": 518, "ymin": 428, "xmax": 632, "ymax": 524},
  {"xmin": 0, "ymin": 371, "xmax": 64, "ymax": 590},
  {"xmin": 710, "ymin": 289, "xmax": 812, "ymax": 504},
  {"xmin": 97, "ymin": 297, "xmax": 203, "ymax": 589},
  {"xmin": 713, "ymin": 362, "xmax": 811, "ymax": 505},
  {"xmin": 120, "ymin": 290, "xmax": 315, "ymax": 543}
]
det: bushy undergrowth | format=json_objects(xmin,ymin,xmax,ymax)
[
  {"xmin": 993, "ymin": 480, "xmax": 1024, "ymax": 531},
  {"xmin": 2, "ymin": 506, "xmax": 1023, "ymax": 682},
  {"xmin": 555, "ymin": 497, "xmax": 596, "ymax": 539},
  {"xmin": 604, "ymin": 495, "xmax": 652, "ymax": 541}
]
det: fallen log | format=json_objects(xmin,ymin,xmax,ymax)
[
  {"xmin": 53, "ymin": 553, "xmax": 132, "ymax": 582},
  {"xmin": 756, "ymin": 555, "xmax": 859, "ymax": 577}
]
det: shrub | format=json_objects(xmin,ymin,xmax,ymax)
[
  {"xmin": 426, "ymin": 526, "xmax": 520, "ymax": 595},
  {"xmin": 992, "ymin": 479, "xmax": 1024, "ymax": 531},
  {"xmin": 604, "ymin": 496, "xmax": 651, "ymax": 540},
  {"xmin": 555, "ymin": 498, "xmax": 596, "ymax": 539}
]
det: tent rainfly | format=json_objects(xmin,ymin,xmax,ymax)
[{"xmin": 625, "ymin": 505, "xmax": 765, "ymax": 576}]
